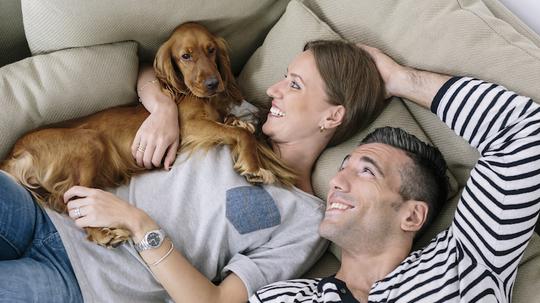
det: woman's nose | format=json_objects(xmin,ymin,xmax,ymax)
[{"xmin": 266, "ymin": 79, "xmax": 285, "ymax": 99}]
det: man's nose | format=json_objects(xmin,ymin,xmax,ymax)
[{"xmin": 330, "ymin": 169, "xmax": 350, "ymax": 192}]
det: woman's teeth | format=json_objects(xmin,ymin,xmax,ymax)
[
  {"xmin": 270, "ymin": 106, "xmax": 285, "ymax": 117},
  {"xmin": 328, "ymin": 202, "xmax": 353, "ymax": 211}
]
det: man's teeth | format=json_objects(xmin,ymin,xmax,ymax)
[
  {"xmin": 328, "ymin": 202, "xmax": 353, "ymax": 210},
  {"xmin": 270, "ymin": 106, "xmax": 285, "ymax": 117}
]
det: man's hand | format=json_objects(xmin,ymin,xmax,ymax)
[
  {"xmin": 357, "ymin": 43, "xmax": 451, "ymax": 109},
  {"xmin": 357, "ymin": 43, "xmax": 406, "ymax": 99}
]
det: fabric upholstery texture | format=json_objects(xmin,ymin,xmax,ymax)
[
  {"xmin": 0, "ymin": 0, "xmax": 31, "ymax": 67},
  {"xmin": 0, "ymin": 42, "xmax": 139, "ymax": 159},
  {"xmin": 21, "ymin": 0, "xmax": 289, "ymax": 74}
]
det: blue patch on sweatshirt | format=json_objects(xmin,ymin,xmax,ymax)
[{"xmin": 226, "ymin": 186, "xmax": 281, "ymax": 234}]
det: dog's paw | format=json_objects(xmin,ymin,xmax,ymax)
[
  {"xmin": 244, "ymin": 168, "xmax": 276, "ymax": 185},
  {"xmin": 86, "ymin": 227, "xmax": 130, "ymax": 248},
  {"xmin": 224, "ymin": 115, "xmax": 256, "ymax": 134}
]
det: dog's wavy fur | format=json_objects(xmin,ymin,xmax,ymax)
[{"xmin": 0, "ymin": 22, "xmax": 296, "ymax": 247}]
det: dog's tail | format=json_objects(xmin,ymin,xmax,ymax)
[{"xmin": 0, "ymin": 150, "xmax": 65, "ymax": 211}]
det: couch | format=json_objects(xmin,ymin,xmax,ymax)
[{"xmin": 1, "ymin": 0, "xmax": 540, "ymax": 301}]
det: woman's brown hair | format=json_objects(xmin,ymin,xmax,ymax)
[{"xmin": 304, "ymin": 40, "xmax": 387, "ymax": 146}]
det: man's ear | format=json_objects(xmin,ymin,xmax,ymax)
[
  {"xmin": 400, "ymin": 200, "xmax": 429, "ymax": 233},
  {"xmin": 321, "ymin": 105, "xmax": 345, "ymax": 130}
]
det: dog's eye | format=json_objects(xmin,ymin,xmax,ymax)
[
  {"xmin": 181, "ymin": 53, "xmax": 192, "ymax": 60},
  {"xmin": 208, "ymin": 47, "xmax": 215, "ymax": 54}
]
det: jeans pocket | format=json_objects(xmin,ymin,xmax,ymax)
[{"xmin": 226, "ymin": 186, "xmax": 281, "ymax": 234}]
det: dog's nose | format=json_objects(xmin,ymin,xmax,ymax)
[{"xmin": 205, "ymin": 77, "xmax": 219, "ymax": 91}]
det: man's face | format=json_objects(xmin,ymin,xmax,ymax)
[{"xmin": 319, "ymin": 143, "xmax": 412, "ymax": 252}]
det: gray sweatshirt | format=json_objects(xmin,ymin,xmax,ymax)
[{"xmin": 46, "ymin": 144, "xmax": 327, "ymax": 302}]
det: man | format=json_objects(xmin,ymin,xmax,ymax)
[{"xmin": 250, "ymin": 45, "xmax": 540, "ymax": 302}]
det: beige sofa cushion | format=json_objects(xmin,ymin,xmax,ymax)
[
  {"xmin": 0, "ymin": 0, "xmax": 31, "ymax": 67},
  {"xmin": 0, "ymin": 42, "xmax": 139, "ymax": 160},
  {"xmin": 21, "ymin": 0, "xmax": 289, "ymax": 74}
]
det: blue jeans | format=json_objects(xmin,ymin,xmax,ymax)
[{"xmin": 0, "ymin": 171, "xmax": 83, "ymax": 302}]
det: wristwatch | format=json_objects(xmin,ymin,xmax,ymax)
[{"xmin": 134, "ymin": 229, "xmax": 166, "ymax": 252}]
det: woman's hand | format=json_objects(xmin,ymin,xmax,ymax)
[
  {"xmin": 132, "ymin": 103, "xmax": 180, "ymax": 170},
  {"xmin": 64, "ymin": 186, "xmax": 158, "ymax": 238},
  {"xmin": 133, "ymin": 65, "xmax": 180, "ymax": 170}
]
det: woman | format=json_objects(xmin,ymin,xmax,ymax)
[{"xmin": 0, "ymin": 40, "xmax": 386, "ymax": 302}]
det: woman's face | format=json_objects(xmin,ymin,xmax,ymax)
[{"xmin": 262, "ymin": 50, "xmax": 339, "ymax": 144}]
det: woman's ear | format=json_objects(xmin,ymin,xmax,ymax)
[
  {"xmin": 321, "ymin": 105, "xmax": 346, "ymax": 130},
  {"xmin": 400, "ymin": 200, "xmax": 429, "ymax": 233},
  {"xmin": 153, "ymin": 39, "xmax": 186, "ymax": 99},
  {"xmin": 215, "ymin": 37, "xmax": 243, "ymax": 104}
]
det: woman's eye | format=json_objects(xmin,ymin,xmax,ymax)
[
  {"xmin": 181, "ymin": 53, "xmax": 192, "ymax": 60},
  {"xmin": 290, "ymin": 81, "xmax": 301, "ymax": 90},
  {"xmin": 208, "ymin": 47, "xmax": 215, "ymax": 54}
]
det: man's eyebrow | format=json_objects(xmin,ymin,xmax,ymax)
[
  {"xmin": 360, "ymin": 156, "xmax": 385, "ymax": 177},
  {"xmin": 339, "ymin": 154, "xmax": 351, "ymax": 169}
]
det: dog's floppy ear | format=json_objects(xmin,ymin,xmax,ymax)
[
  {"xmin": 153, "ymin": 39, "xmax": 187, "ymax": 100},
  {"xmin": 215, "ymin": 37, "xmax": 243, "ymax": 104}
]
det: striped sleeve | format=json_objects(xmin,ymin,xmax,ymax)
[{"xmin": 432, "ymin": 77, "xmax": 540, "ymax": 298}]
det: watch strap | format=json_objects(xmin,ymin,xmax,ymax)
[{"xmin": 134, "ymin": 229, "xmax": 166, "ymax": 252}]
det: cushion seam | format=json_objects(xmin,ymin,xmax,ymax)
[
  {"xmin": 294, "ymin": 0, "xmax": 342, "ymax": 39},
  {"xmin": 456, "ymin": 0, "xmax": 540, "ymax": 62}
]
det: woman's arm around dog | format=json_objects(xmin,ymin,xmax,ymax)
[
  {"xmin": 132, "ymin": 65, "xmax": 180, "ymax": 170},
  {"xmin": 64, "ymin": 186, "xmax": 249, "ymax": 303}
]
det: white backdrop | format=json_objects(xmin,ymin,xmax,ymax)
[{"xmin": 499, "ymin": 0, "xmax": 540, "ymax": 36}]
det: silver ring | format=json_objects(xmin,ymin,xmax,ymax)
[
  {"xmin": 137, "ymin": 145, "xmax": 146, "ymax": 152},
  {"xmin": 74, "ymin": 207, "xmax": 82, "ymax": 219}
]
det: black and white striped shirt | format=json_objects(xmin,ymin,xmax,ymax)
[{"xmin": 250, "ymin": 77, "xmax": 540, "ymax": 303}]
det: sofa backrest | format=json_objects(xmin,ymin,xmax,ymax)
[
  {"xmin": 20, "ymin": 0, "xmax": 289, "ymax": 74},
  {"xmin": 0, "ymin": 0, "xmax": 31, "ymax": 67}
]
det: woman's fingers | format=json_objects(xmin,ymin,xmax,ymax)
[
  {"xmin": 163, "ymin": 140, "xmax": 179, "ymax": 170},
  {"xmin": 142, "ymin": 143, "xmax": 157, "ymax": 169},
  {"xmin": 64, "ymin": 185, "xmax": 94, "ymax": 203},
  {"xmin": 152, "ymin": 140, "xmax": 168, "ymax": 168},
  {"xmin": 131, "ymin": 131, "xmax": 142, "ymax": 159}
]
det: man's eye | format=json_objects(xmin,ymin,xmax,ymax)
[
  {"xmin": 361, "ymin": 167, "xmax": 375, "ymax": 176},
  {"xmin": 181, "ymin": 53, "xmax": 192, "ymax": 60}
]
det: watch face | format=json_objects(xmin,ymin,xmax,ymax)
[{"xmin": 147, "ymin": 232, "xmax": 161, "ymax": 247}]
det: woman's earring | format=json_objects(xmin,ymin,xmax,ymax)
[{"xmin": 319, "ymin": 125, "xmax": 325, "ymax": 132}]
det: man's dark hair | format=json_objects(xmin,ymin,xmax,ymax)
[{"xmin": 360, "ymin": 127, "xmax": 449, "ymax": 237}]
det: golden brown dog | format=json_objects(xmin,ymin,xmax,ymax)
[{"xmin": 0, "ymin": 22, "xmax": 296, "ymax": 248}]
